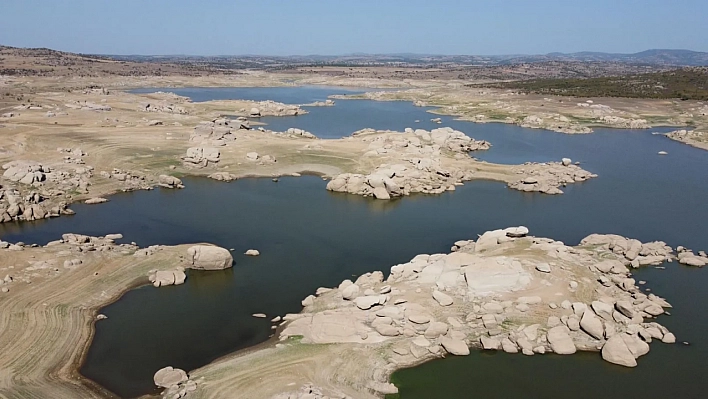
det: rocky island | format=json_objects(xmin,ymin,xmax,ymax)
[{"xmin": 1, "ymin": 226, "xmax": 697, "ymax": 398}]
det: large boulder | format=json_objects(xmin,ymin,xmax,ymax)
[
  {"xmin": 85, "ymin": 197, "xmax": 109, "ymax": 205},
  {"xmin": 580, "ymin": 310, "xmax": 605, "ymax": 340},
  {"xmin": 602, "ymin": 335, "xmax": 638, "ymax": 367},
  {"xmin": 440, "ymin": 336, "xmax": 470, "ymax": 355},
  {"xmin": 547, "ymin": 326, "xmax": 576, "ymax": 354},
  {"xmin": 153, "ymin": 366, "xmax": 188, "ymax": 388},
  {"xmin": 187, "ymin": 245, "xmax": 233, "ymax": 270},
  {"xmin": 158, "ymin": 175, "xmax": 183, "ymax": 188}
]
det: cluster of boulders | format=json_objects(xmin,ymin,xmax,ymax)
[
  {"xmin": 42, "ymin": 233, "xmax": 131, "ymax": 253},
  {"xmin": 190, "ymin": 118, "xmax": 250, "ymax": 144},
  {"xmin": 520, "ymin": 115, "xmax": 593, "ymax": 134},
  {"xmin": 352, "ymin": 127, "xmax": 489, "ymax": 157},
  {"xmin": 277, "ymin": 227, "xmax": 679, "ymax": 385},
  {"xmin": 76, "ymin": 87, "xmax": 109, "ymax": 95},
  {"xmin": 676, "ymin": 246, "xmax": 708, "ymax": 267},
  {"xmin": 98, "ymin": 168, "xmax": 150, "ymax": 190},
  {"xmin": 3, "ymin": 164, "xmax": 181, "ymax": 223},
  {"xmin": 182, "ymin": 147, "xmax": 221, "ymax": 168},
  {"xmin": 580, "ymin": 234, "xmax": 674, "ymax": 267},
  {"xmin": 3, "ymin": 160, "xmax": 50, "ymax": 185},
  {"xmin": 140, "ymin": 102, "xmax": 188, "ymax": 115},
  {"xmin": 57, "ymin": 147, "xmax": 87, "ymax": 164},
  {"xmin": 0, "ymin": 185, "xmax": 70, "ymax": 223},
  {"xmin": 240, "ymin": 101, "xmax": 304, "ymax": 117},
  {"xmin": 4, "ymin": 160, "xmax": 95, "ymax": 195},
  {"xmin": 277, "ymin": 127, "xmax": 317, "ymax": 139},
  {"xmin": 0, "ymin": 161, "xmax": 100, "ymax": 222},
  {"xmin": 245, "ymin": 152, "xmax": 277, "ymax": 164},
  {"xmin": 0, "ymin": 235, "xmax": 101, "ymax": 290},
  {"xmin": 65, "ymin": 101, "xmax": 112, "ymax": 111},
  {"xmin": 598, "ymin": 115, "xmax": 649, "ymax": 129},
  {"xmin": 0, "ymin": 273, "xmax": 14, "ymax": 293},
  {"xmin": 154, "ymin": 366, "xmax": 198, "ymax": 399},
  {"xmin": 577, "ymin": 101, "xmax": 614, "ymax": 116},
  {"xmin": 149, "ymin": 267, "xmax": 187, "ymax": 287},
  {"xmin": 327, "ymin": 161, "xmax": 474, "ymax": 199},
  {"xmin": 505, "ymin": 113, "xmax": 590, "ymax": 134},
  {"xmin": 146, "ymin": 244, "xmax": 231, "ymax": 289},
  {"xmin": 327, "ymin": 127, "xmax": 494, "ymax": 199},
  {"xmin": 402, "ymin": 127, "xmax": 490, "ymax": 152},
  {"xmin": 666, "ymin": 129, "xmax": 707, "ymax": 149},
  {"xmin": 135, "ymin": 91, "xmax": 189, "ymax": 115},
  {"xmin": 0, "ymin": 233, "xmax": 140, "ymax": 291},
  {"xmin": 158, "ymin": 175, "xmax": 184, "ymax": 189},
  {"xmin": 208, "ymin": 172, "xmax": 237, "ymax": 182},
  {"xmin": 508, "ymin": 159, "xmax": 597, "ymax": 194}
]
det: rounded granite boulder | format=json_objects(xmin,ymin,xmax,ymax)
[{"xmin": 187, "ymin": 245, "xmax": 233, "ymax": 270}]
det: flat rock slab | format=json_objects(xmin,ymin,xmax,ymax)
[
  {"xmin": 440, "ymin": 336, "xmax": 470, "ymax": 355},
  {"xmin": 433, "ymin": 290, "xmax": 453, "ymax": 306},
  {"xmin": 480, "ymin": 336, "xmax": 500, "ymax": 350},
  {"xmin": 535, "ymin": 263, "xmax": 551, "ymax": 273},
  {"xmin": 354, "ymin": 295, "xmax": 383, "ymax": 310}
]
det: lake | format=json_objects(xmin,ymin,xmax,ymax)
[{"xmin": 2, "ymin": 87, "xmax": 706, "ymax": 398}]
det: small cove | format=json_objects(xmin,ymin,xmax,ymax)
[{"xmin": 2, "ymin": 87, "xmax": 707, "ymax": 398}]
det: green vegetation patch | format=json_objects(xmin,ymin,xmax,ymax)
[{"xmin": 472, "ymin": 67, "xmax": 708, "ymax": 100}]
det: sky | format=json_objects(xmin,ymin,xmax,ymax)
[{"xmin": 1, "ymin": 0, "xmax": 706, "ymax": 56}]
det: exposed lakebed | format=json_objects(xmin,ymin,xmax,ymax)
[{"xmin": 2, "ymin": 87, "xmax": 707, "ymax": 398}]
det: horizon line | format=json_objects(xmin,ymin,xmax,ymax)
[{"xmin": 1, "ymin": 44, "xmax": 705, "ymax": 59}]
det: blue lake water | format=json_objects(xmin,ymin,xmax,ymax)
[{"xmin": 2, "ymin": 87, "xmax": 706, "ymax": 398}]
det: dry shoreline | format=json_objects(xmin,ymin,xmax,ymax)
[
  {"xmin": 0, "ymin": 236, "xmax": 197, "ymax": 398},
  {"xmin": 0, "ymin": 227, "xmax": 698, "ymax": 399},
  {"xmin": 1, "ymin": 73, "xmax": 705, "ymax": 399},
  {"xmin": 665, "ymin": 129, "xmax": 708, "ymax": 151}
]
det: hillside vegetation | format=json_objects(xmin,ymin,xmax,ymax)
[{"xmin": 474, "ymin": 68, "xmax": 708, "ymax": 100}]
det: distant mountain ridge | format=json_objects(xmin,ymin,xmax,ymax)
[
  {"xmin": 2, "ymin": 45, "xmax": 707, "ymax": 78},
  {"xmin": 506, "ymin": 49, "xmax": 708, "ymax": 66}
]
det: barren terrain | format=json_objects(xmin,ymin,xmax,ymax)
[{"xmin": 0, "ymin": 46, "xmax": 706, "ymax": 399}]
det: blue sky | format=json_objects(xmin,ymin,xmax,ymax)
[{"xmin": 1, "ymin": 0, "xmax": 706, "ymax": 55}]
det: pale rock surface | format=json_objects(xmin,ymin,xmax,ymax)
[
  {"xmin": 440, "ymin": 336, "xmax": 470, "ymax": 355},
  {"xmin": 187, "ymin": 245, "xmax": 233, "ymax": 270},
  {"xmin": 580, "ymin": 310, "xmax": 605, "ymax": 340},
  {"xmin": 547, "ymin": 326, "xmax": 576, "ymax": 354},
  {"xmin": 432, "ymin": 290, "xmax": 453, "ymax": 306},
  {"xmin": 154, "ymin": 366, "xmax": 188, "ymax": 388}
]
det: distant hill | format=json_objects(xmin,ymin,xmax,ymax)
[
  {"xmin": 1, "ymin": 44, "xmax": 707, "ymax": 78},
  {"xmin": 497, "ymin": 49, "xmax": 708, "ymax": 66},
  {"xmin": 536, "ymin": 49, "xmax": 708, "ymax": 66},
  {"xmin": 0, "ymin": 45, "xmax": 241, "ymax": 76}
]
